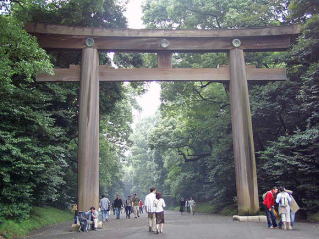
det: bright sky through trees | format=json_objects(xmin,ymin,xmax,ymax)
[{"xmin": 125, "ymin": 0, "xmax": 161, "ymax": 122}]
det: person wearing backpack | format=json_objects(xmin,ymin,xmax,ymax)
[
  {"xmin": 263, "ymin": 186, "xmax": 278, "ymax": 228},
  {"xmin": 276, "ymin": 186, "xmax": 292, "ymax": 230}
]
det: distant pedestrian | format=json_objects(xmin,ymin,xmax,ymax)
[
  {"xmin": 144, "ymin": 187, "xmax": 157, "ymax": 232},
  {"xmin": 185, "ymin": 199, "xmax": 190, "ymax": 213},
  {"xmin": 139, "ymin": 199, "xmax": 144, "ymax": 214},
  {"xmin": 125, "ymin": 195, "xmax": 132, "ymax": 219},
  {"xmin": 113, "ymin": 195, "xmax": 123, "ymax": 219},
  {"xmin": 99, "ymin": 194, "xmax": 110, "ymax": 223},
  {"xmin": 132, "ymin": 193, "xmax": 140, "ymax": 218},
  {"xmin": 276, "ymin": 186, "xmax": 292, "ymax": 230},
  {"xmin": 154, "ymin": 192, "xmax": 166, "ymax": 234},
  {"xmin": 188, "ymin": 197, "xmax": 196, "ymax": 215},
  {"xmin": 263, "ymin": 186, "xmax": 278, "ymax": 228},
  {"xmin": 180, "ymin": 197, "xmax": 185, "ymax": 215}
]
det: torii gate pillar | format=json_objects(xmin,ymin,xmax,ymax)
[
  {"xmin": 229, "ymin": 48, "xmax": 259, "ymax": 215},
  {"xmin": 78, "ymin": 47, "xmax": 100, "ymax": 211}
]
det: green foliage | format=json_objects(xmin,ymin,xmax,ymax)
[
  {"xmin": 123, "ymin": 116, "xmax": 164, "ymax": 197},
  {"xmin": 195, "ymin": 202, "xmax": 217, "ymax": 214},
  {"xmin": 0, "ymin": 15, "xmax": 67, "ymax": 221},
  {"xmin": 259, "ymin": 129, "xmax": 319, "ymax": 211},
  {"xmin": 12, "ymin": 0, "xmax": 127, "ymax": 28},
  {"xmin": 99, "ymin": 88, "xmax": 138, "ymax": 199},
  {"xmin": 0, "ymin": 0, "xmax": 140, "ymax": 222},
  {"xmin": 138, "ymin": 0, "xmax": 319, "ymax": 217},
  {"xmin": 0, "ymin": 206, "xmax": 73, "ymax": 239},
  {"xmin": 256, "ymin": 6, "xmax": 319, "ymax": 214},
  {"xmin": 143, "ymin": 0, "xmax": 288, "ymax": 29},
  {"xmin": 308, "ymin": 211, "xmax": 319, "ymax": 223},
  {"xmin": 289, "ymin": 0, "xmax": 319, "ymax": 22}
]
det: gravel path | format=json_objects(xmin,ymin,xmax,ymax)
[{"xmin": 19, "ymin": 211, "xmax": 319, "ymax": 239}]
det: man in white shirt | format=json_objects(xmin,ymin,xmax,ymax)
[
  {"xmin": 144, "ymin": 187, "xmax": 157, "ymax": 232},
  {"xmin": 99, "ymin": 194, "xmax": 110, "ymax": 222}
]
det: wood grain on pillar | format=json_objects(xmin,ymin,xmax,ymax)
[
  {"xmin": 229, "ymin": 48, "xmax": 259, "ymax": 215},
  {"xmin": 78, "ymin": 47, "xmax": 100, "ymax": 211}
]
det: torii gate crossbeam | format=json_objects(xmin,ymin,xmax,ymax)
[{"xmin": 26, "ymin": 23, "xmax": 300, "ymax": 215}]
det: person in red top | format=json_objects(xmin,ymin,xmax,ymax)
[
  {"xmin": 263, "ymin": 186, "xmax": 278, "ymax": 228},
  {"xmin": 139, "ymin": 199, "xmax": 144, "ymax": 214}
]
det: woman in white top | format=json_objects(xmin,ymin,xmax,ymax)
[
  {"xmin": 154, "ymin": 192, "xmax": 166, "ymax": 234},
  {"xmin": 276, "ymin": 186, "xmax": 292, "ymax": 230}
]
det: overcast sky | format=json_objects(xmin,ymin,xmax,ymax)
[
  {"xmin": 124, "ymin": 0, "xmax": 161, "ymax": 122},
  {"xmin": 125, "ymin": 0, "xmax": 144, "ymax": 29}
]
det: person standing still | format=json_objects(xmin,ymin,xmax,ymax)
[
  {"xmin": 113, "ymin": 195, "xmax": 123, "ymax": 219},
  {"xmin": 276, "ymin": 187, "xmax": 292, "ymax": 230},
  {"xmin": 144, "ymin": 187, "xmax": 157, "ymax": 232},
  {"xmin": 99, "ymin": 195, "xmax": 110, "ymax": 223},
  {"xmin": 154, "ymin": 192, "xmax": 166, "ymax": 234},
  {"xmin": 263, "ymin": 186, "xmax": 278, "ymax": 228}
]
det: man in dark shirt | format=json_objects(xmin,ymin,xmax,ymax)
[
  {"xmin": 180, "ymin": 198, "xmax": 185, "ymax": 215},
  {"xmin": 113, "ymin": 195, "xmax": 123, "ymax": 219}
]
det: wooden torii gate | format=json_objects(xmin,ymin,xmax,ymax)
[{"xmin": 26, "ymin": 23, "xmax": 300, "ymax": 215}]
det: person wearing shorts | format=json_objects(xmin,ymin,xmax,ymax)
[{"xmin": 154, "ymin": 192, "xmax": 166, "ymax": 234}]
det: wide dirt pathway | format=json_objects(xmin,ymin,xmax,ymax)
[{"xmin": 21, "ymin": 211, "xmax": 318, "ymax": 239}]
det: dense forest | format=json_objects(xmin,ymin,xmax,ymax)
[
  {"xmin": 127, "ymin": 0, "xmax": 319, "ymax": 218},
  {"xmin": 0, "ymin": 0, "xmax": 145, "ymax": 221},
  {"xmin": 0, "ymin": 0, "xmax": 318, "ymax": 224}
]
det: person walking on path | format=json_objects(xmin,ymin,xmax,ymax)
[
  {"xmin": 185, "ymin": 199, "xmax": 190, "ymax": 213},
  {"xmin": 154, "ymin": 192, "xmax": 166, "ymax": 234},
  {"xmin": 139, "ymin": 199, "xmax": 144, "ymax": 214},
  {"xmin": 125, "ymin": 195, "xmax": 132, "ymax": 219},
  {"xmin": 144, "ymin": 187, "xmax": 157, "ymax": 232},
  {"xmin": 113, "ymin": 195, "xmax": 123, "ymax": 219},
  {"xmin": 188, "ymin": 197, "xmax": 196, "ymax": 215},
  {"xmin": 263, "ymin": 186, "xmax": 278, "ymax": 229},
  {"xmin": 180, "ymin": 197, "xmax": 186, "ymax": 215},
  {"xmin": 99, "ymin": 195, "xmax": 110, "ymax": 223},
  {"xmin": 276, "ymin": 186, "xmax": 292, "ymax": 230},
  {"xmin": 132, "ymin": 193, "xmax": 140, "ymax": 218}
]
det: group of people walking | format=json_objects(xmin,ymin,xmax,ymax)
[
  {"xmin": 100, "ymin": 194, "xmax": 144, "ymax": 220},
  {"xmin": 124, "ymin": 193, "xmax": 144, "ymax": 219},
  {"xmin": 263, "ymin": 186, "xmax": 300, "ymax": 230},
  {"xmin": 179, "ymin": 197, "xmax": 196, "ymax": 215}
]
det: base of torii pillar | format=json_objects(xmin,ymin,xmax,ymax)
[
  {"xmin": 229, "ymin": 48, "xmax": 259, "ymax": 215},
  {"xmin": 77, "ymin": 47, "xmax": 100, "ymax": 211}
]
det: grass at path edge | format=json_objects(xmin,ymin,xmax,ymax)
[
  {"xmin": 0, "ymin": 207, "xmax": 73, "ymax": 239},
  {"xmin": 170, "ymin": 202, "xmax": 237, "ymax": 216}
]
